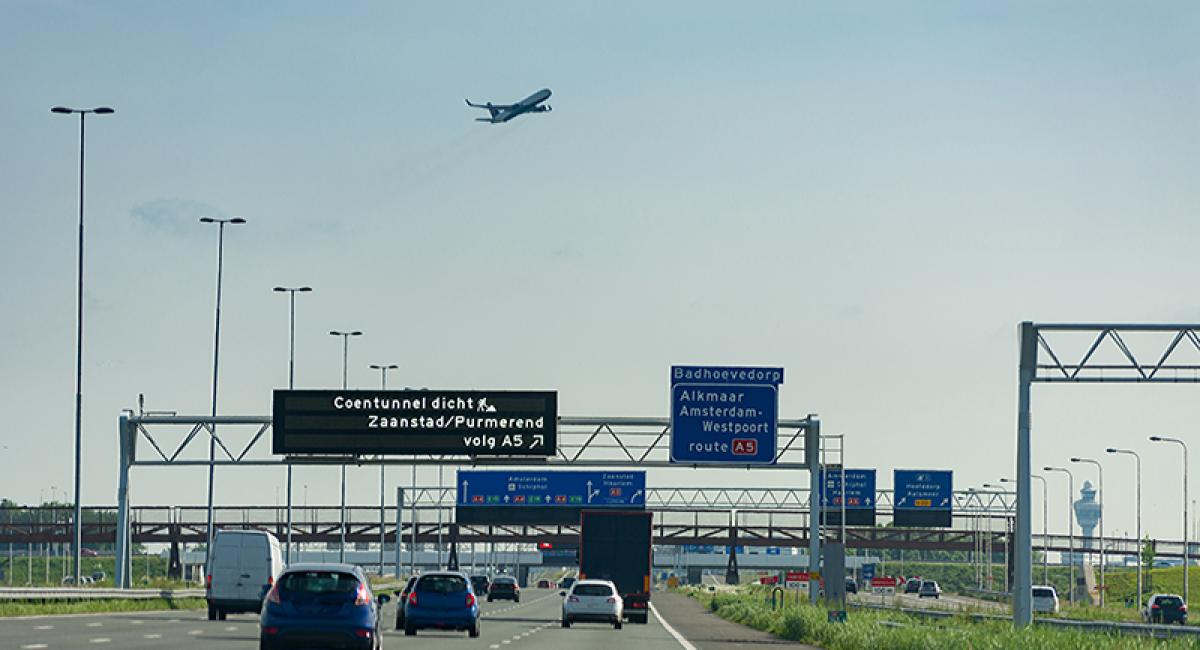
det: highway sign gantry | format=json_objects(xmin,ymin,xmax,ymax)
[{"xmin": 670, "ymin": 365, "xmax": 783, "ymax": 464}]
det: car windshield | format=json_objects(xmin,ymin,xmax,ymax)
[
  {"xmin": 418, "ymin": 575, "xmax": 468, "ymax": 594},
  {"xmin": 280, "ymin": 571, "xmax": 359, "ymax": 595},
  {"xmin": 574, "ymin": 584, "xmax": 613, "ymax": 597},
  {"xmin": 1032, "ymin": 588, "xmax": 1055, "ymax": 598},
  {"xmin": 1157, "ymin": 596, "xmax": 1184, "ymax": 607}
]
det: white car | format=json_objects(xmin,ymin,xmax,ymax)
[
  {"xmin": 562, "ymin": 579, "xmax": 623, "ymax": 629},
  {"xmin": 1031, "ymin": 585, "xmax": 1059, "ymax": 614}
]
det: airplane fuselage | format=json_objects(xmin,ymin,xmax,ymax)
[{"xmin": 467, "ymin": 88, "xmax": 552, "ymax": 123}]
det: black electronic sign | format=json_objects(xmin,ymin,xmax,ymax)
[{"xmin": 272, "ymin": 389, "xmax": 557, "ymax": 456}]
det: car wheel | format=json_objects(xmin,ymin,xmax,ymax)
[
  {"xmin": 469, "ymin": 620, "xmax": 481, "ymax": 638},
  {"xmin": 207, "ymin": 604, "xmax": 217, "ymax": 621},
  {"xmin": 259, "ymin": 637, "xmax": 272, "ymax": 650},
  {"xmin": 615, "ymin": 620, "xmax": 623, "ymax": 630},
  {"xmin": 404, "ymin": 622, "xmax": 417, "ymax": 636},
  {"xmin": 515, "ymin": 596, "xmax": 520, "ymax": 603},
  {"xmin": 218, "ymin": 610, "xmax": 227, "ymax": 620},
  {"xmin": 487, "ymin": 596, "xmax": 493, "ymax": 603},
  {"xmin": 562, "ymin": 617, "xmax": 571, "ymax": 628}
]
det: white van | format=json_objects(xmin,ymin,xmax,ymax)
[
  {"xmin": 206, "ymin": 529, "xmax": 284, "ymax": 620},
  {"xmin": 1032, "ymin": 585, "xmax": 1060, "ymax": 614}
]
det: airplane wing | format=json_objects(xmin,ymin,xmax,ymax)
[{"xmin": 465, "ymin": 99, "xmax": 515, "ymax": 110}]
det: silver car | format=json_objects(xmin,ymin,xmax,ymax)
[{"xmin": 562, "ymin": 579, "xmax": 623, "ymax": 629}]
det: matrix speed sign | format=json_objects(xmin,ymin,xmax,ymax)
[{"xmin": 272, "ymin": 389, "xmax": 557, "ymax": 456}]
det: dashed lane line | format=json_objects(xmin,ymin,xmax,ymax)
[
  {"xmin": 89, "ymin": 639, "xmax": 111, "ymax": 644},
  {"xmin": 144, "ymin": 634, "xmax": 162, "ymax": 639},
  {"xmin": 20, "ymin": 644, "xmax": 48, "ymax": 649}
]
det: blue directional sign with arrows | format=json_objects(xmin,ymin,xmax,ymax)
[
  {"xmin": 818, "ymin": 468, "xmax": 877, "ymax": 526},
  {"xmin": 456, "ymin": 470, "xmax": 645, "ymax": 525},
  {"xmin": 894, "ymin": 469, "xmax": 953, "ymax": 527}
]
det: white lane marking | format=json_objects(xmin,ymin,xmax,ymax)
[
  {"xmin": 86, "ymin": 622, "xmax": 103, "ymax": 627},
  {"xmin": 21, "ymin": 644, "xmax": 49, "ymax": 649},
  {"xmin": 90, "ymin": 639, "xmax": 111, "ymax": 644},
  {"xmin": 33, "ymin": 625, "xmax": 53, "ymax": 630},
  {"xmin": 144, "ymin": 634, "xmax": 162, "ymax": 639},
  {"xmin": 188, "ymin": 629, "xmax": 203, "ymax": 635},
  {"xmin": 650, "ymin": 603, "xmax": 698, "ymax": 650},
  {"xmin": 490, "ymin": 645, "xmax": 500, "ymax": 649},
  {"xmin": 225, "ymin": 626, "xmax": 238, "ymax": 631},
  {"xmin": 502, "ymin": 641, "xmax": 512, "ymax": 645}
]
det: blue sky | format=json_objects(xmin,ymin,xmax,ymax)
[{"xmin": 2, "ymin": 1, "xmax": 1199, "ymax": 542}]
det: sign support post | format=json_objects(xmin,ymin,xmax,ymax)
[{"xmin": 807, "ymin": 414, "xmax": 821, "ymax": 606}]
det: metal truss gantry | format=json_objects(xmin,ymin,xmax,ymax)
[
  {"xmin": 1014, "ymin": 323, "xmax": 1200, "ymax": 627},
  {"xmin": 115, "ymin": 412, "xmax": 829, "ymax": 594}
]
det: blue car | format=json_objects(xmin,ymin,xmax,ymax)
[
  {"xmin": 403, "ymin": 571, "xmax": 481, "ymax": 637},
  {"xmin": 260, "ymin": 563, "xmax": 389, "ymax": 650}
]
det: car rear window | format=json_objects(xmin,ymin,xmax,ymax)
[
  {"xmin": 418, "ymin": 575, "xmax": 468, "ymax": 594},
  {"xmin": 1157, "ymin": 596, "xmax": 1184, "ymax": 607},
  {"xmin": 280, "ymin": 571, "xmax": 359, "ymax": 594},
  {"xmin": 574, "ymin": 584, "xmax": 613, "ymax": 597},
  {"xmin": 494, "ymin": 577, "xmax": 516, "ymax": 584},
  {"xmin": 1032, "ymin": 588, "xmax": 1055, "ymax": 598}
]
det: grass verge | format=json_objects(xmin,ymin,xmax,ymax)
[
  {"xmin": 0, "ymin": 597, "xmax": 206, "ymax": 618},
  {"xmin": 688, "ymin": 586, "xmax": 1196, "ymax": 649}
]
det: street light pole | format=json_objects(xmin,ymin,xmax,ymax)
[
  {"xmin": 1108, "ymin": 448, "xmax": 1143, "ymax": 608},
  {"xmin": 984, "ymin": 484, "xmax": 1012, "ymax": 592},
  {"xmin": 1044, "ymin": 466, "xmax": 1075, "ymax": 605},
  {"xmin": 370, "ymin": 363, "xmax": 398, "ymax": 576},
  {"xmin": 200, "ymin": 216, "xmax": 246, "ymax": 573},
  {"xmin": 51, "ymin": 104, "xmax": 114, "ymax": 586},
  {"xmin": 329, "ymin": 330, "xmax": 362, "ymax": 563},
  {"xmin": 274, "ymin": 286, "xmax": 311, "ymax": 564},
  {"xmin": 1071, "ymin": 457, "xmax": 1106, "ymax": 606},
  {"xmin": 1150, "ymin": 436, "xmax": 1188, "ymax": 605},
  {"xmin": 1002, "ymin": 475, "xmax": 1048, "ymax": 585}
]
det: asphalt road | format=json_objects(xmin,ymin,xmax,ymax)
[{"xmin": 0, "ymin": 589, "xmax": 718, "ymax": 650}]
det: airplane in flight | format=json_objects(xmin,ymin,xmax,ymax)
[{"xmin": 465, "ymin": 88, "xmax": 552, "ymax": 123}]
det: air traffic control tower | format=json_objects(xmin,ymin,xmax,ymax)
[{"xmin": 1073, "ymin": 480, "xmax": 1102, "ymax": 558}]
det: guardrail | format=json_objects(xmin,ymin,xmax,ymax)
[
  {"xmin": 0, "ymin": 587, "xmax": 205, "ymax": 601},
  {"xmin": 851, "ymin": 600, "xmax": 1200, "ymax": 639}
]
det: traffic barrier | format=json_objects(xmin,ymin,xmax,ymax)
[{"xmin": 0, "ymin": 587, "xmax": 205, "ymax": 601}]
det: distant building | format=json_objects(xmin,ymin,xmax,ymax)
[{"xmin": 1071, "ymin": 480, "xmax": 1102, "ymax": 563}]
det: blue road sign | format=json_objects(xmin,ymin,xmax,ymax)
[
  {"xmin": 457, "ymin": 470, "xmax": 646, "ymax": 507},
  {"xmin": 819, "ymin": 468, "xmax": 877, "ymax": 509},
  {"xmin": 670, "ymin": 366, "xmax": 783, "ymax": 465},
  {"xmin": 894, "ymin": 470, "xmax": 953, "ymax": 510},
  {"xmin": 862, "ymin": 563, "xmax": 876, "ymax": 581}
]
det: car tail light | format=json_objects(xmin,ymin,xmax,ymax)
[
  {"xmin": 607, "ymin": 597, "xmax": 617, "ymax": 604},
  {"xmin": 1152, "ymin": 604, "xmax": 1161, "ymax": 609},
  {"xmin": 1182, "ymin": 605, "xmax": 1189, "ymax": 612},
  {"xmin": 205, "ymin": 574, "xmax": 212, "ymax": 590},
  {"xmin": 354, "ymin": 629, "xmax": 372, "ymax": 638},
  {"xmin": 568, "ymin": 596, "xmax": 580, "ymax": 602},
  {"xmin": 631, "ymin": 601, "xmax": 646, "ymax": 609},
  {"xmin": 266, "ymin": 585, "xmax": 282, "ymax": 604},
  {"xmin": 466, "ymin": 593, "xmax": 476, "ymax": 607},
  {"xmin": 408, "ymin": 592, "xmax": 419, "ymax": 607},
  {"xmin": 355, "ymin": 583, "xmax": 371, "ymax": 606},
  {"xmin": 262, "ymin": 627, "xmax": 279, "ymax": 635}
]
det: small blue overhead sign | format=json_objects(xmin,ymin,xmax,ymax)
[
  {"xmin": 819, "ymin": 468, "xmax": 877, "ymax": 509},
  {"xmin": 670, "ymin": 366, "xmax": 783, "ymax": 465},
  {"xmin": 894, "ymin": 469, "xmax": 953, "ymax": 528}
]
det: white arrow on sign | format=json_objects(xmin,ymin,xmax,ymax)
[
  {"xmin": 940, "ymin": 497, "xmax": 949, "ymax": 507},
  {"xmin": 630, "ymin": 489, "xmax": 644, "ymax": 504},
  {"xmin": 897, "ymin": 497, "xmax": 907, "ymax": 506},
  {"xmin": 503, "ymin": 495, "xmax": 511, "ymax": 503},
  {"xmin": 461, "ymin": 480, "xmax": 469, "ymax": 503},
  {"xmin": 532, "ymin": 434, "xmax": 544, "ymax": 448}
]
